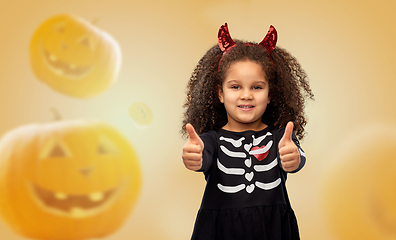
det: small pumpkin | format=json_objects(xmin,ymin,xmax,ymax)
[
  {"xmin": 128, "ymin": 102, "xmax": 153, "ymax": 128},
  {"xmin": 29, "ymin": 14, "xmax": 121, "ymax": 98},
  {"xmin": 0, "ymin": 120, "xmax": 141, "ymax": 240}
]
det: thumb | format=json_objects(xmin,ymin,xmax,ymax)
[
  {"xmin": 186, "ymin": 123, "xmax": 203, "ymax": 146},
  {"xmin": 279, "ymin": 121, "xmax": 294, "ymax": 146}
]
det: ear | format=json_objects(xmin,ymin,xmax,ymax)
[{"xmin": 218, "ymin": 86, "xmax": 224, "ymax": 103}]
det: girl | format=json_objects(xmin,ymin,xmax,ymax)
[{"xmin": 181, "ymin": 23, "xmax": 314, "ymax": 240}]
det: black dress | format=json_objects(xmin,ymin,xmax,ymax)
[{"xmin": 191, "ymin": 126, "xmax": 305, "ymax": 240}]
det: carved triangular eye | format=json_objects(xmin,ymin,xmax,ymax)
[
  {"xmin": 79, "ymin": 35, "xmax": 93, "ymax": 49},
  {"xmin": 97, "ymin": 144, "xmax": 108, "ymax": 155},
  {"xmin": 40, "ymin": 138, "xmax": 71, "ymax": 160},
  {"xmin": 53, "ymin": 22, "xmax": 66, "ymax": 34},
  {"xmin": 48, "ymin": 143, "xmax": 68, "ymax": 158},
  {"xmin": 97, "ymin": 136, "xmax": 118, "ymax": 155}
]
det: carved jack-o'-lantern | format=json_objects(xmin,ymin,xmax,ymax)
[
  {"xmin": 0, "ymin": 120, "xmax": 141, "ymax": 240},
  {"xmin": 128, "ymin": 102, "xmax": 153, "ymax": 128},
  {"xmin": 29, "ymin": 14, "xmax": 121, "ymax": 98}
]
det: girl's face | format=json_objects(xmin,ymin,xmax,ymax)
[{"xmin": 218, "ymin": 60, "xmax": 270, "ymax": 132}]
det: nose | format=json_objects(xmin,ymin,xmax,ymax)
[
  {"xmin": 80, "ymin": 167, "xmax": 94, "ymax": 177},
  {"xmin": 241, "ymin": 89, "xmax": 253, "ymax": 100},
  {"xmin": 61, "ymin": 42, "xmax": 68, "ymax": 50}
]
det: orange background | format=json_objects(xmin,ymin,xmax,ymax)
[{"xmin": 0, "ymin": 0, "xmax": 396, "ymax": 239}]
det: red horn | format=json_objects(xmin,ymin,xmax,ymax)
[
  {"xmin": 259, "ymin": 25, "xmax": 277, "ymax": 55},
  {"xmin": 218, "ymin": 23, "xmax": 236, "ymax": 52}
]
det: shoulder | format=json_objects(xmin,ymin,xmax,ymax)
[
  {"xmin": 199, "ymin": 130, "xmax": 219, "ymax": 148},
  {"xmin": 200, "ymin": 130, "xmax": 218, "ymax": 141},
  {"xmin": 264, "ymin": 125, "xmax": 283, "ymax": 137},
  {"xmin": 269, "ymin": 126, "xmax": 301, "ymax": 145},
  {"xmin": 199, "ymin": 130, "xmax": 219, "ymax": 158}
]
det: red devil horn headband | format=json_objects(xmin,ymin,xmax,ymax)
[
  {"xmin": 217, "ymin": 23, "xmax": 278, "ymax": 68},
  {"xmin": 259, "ymin": 25, "xmax": 277, "ymax": 55},
  {"xmin": 218, "ymin": 23, "xmax": 236, "ymax": 52}
]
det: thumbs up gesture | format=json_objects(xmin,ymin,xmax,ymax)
[
  {"xmin": 278, "ymin": 122, "xmax": 301, "ymax": 172},
  {"xmin": 182, "ymin": 123, "xmax": 204, "ymax": 171}
]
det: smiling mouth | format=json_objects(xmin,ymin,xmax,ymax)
[
  {"xmin": 238, "ymin": 105, "xmax": 254, "ymax": 109},
  {"xmin": 41, "ymin": 47, "xmax": 91, "ymax": 78},
  {"xmin": 28, "ymin": 181, "xmax": 124, "ymax": 218}
]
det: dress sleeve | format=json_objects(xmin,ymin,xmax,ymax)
[
  {"xmin": 289, "ymin": 133, "xmax": 306, "ymax": 173},
  {"xmin": 276, "ymin": 128, "xmax": 306, "ymax": 174},
  {"xmin": 196, "ymin": 131, "xmax": 217, "ymax": 174}
]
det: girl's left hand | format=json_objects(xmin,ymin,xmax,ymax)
[{"xmin": 278, "ymin": 122, "xmax": 301, "ymax": 172}]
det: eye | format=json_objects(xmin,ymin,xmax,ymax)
[
  {"xmin": 231, "ymin": 85, "xmax": 240, "ymax": 89},
  {"xmin": 79, "ymin": 35, "xmax": 93, "ymax": 49},
  {"xmin": 48, "ymin": 143, "xmax": 68, "ymax": 158},
  {"xmin": 53, "ymin": 22, "xmax": 66, "ymax": 34},
  {"xmin": 40, "ymin": 139, "xmax": 71, "ymax": 159},
  {"xmin": 97, "ymin": 136, "xmax": 118, "ymax": 155},
  {"xmin": 252, "ymin": 86, "xmax": 263, "ymax": 90}
]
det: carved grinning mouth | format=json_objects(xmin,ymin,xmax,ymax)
[
  {"xmin": 369, "ymin": 193, "xmax": 396, "ymax": 235},
  {"xmin": 41, "ymin": 47, "xmax": 91, "ymax": 78},
  {"xmin": 28, "ymin": 181, "xmax": 125, "ymax": 218}
]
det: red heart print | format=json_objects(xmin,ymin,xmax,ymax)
[{"xmin": 251, "ymin": 145, "xmax": 269, "ymax": 161}]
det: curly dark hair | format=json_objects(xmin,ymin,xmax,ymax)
[{"xmin": 181, "ymin": 40, "xmax": 314, "ymax": 140}]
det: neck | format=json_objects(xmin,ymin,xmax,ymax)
[{"xmin": 222, "ymin": 122, "xmax": 268, "ymax": 132}]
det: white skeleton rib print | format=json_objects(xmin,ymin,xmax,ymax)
[{"xmin": 217, "ymin": 132, "xmax": 281, "ymax": 194}]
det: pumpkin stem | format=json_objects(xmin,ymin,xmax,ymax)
[{"xmin": 50, "ymin": 108, "xmax": 62, "ymax": 121}]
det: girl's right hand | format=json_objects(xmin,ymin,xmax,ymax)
[{"xmin": 182, "ymin": 123, "xmax": 204, "ymax": 171}]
